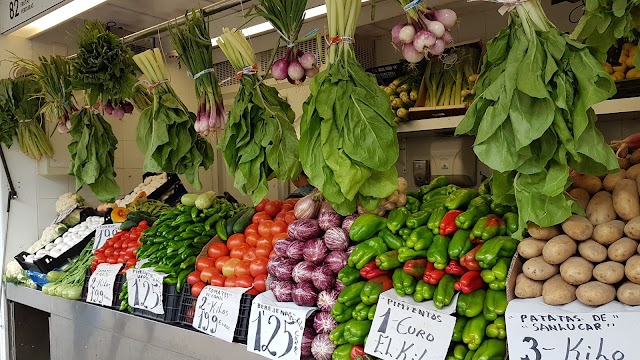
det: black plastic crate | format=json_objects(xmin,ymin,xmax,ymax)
[
  {"xmin": 141, "ymin": 172, "xmax": 183, "ymax": 201},
  {"xmin": 177, "ymin": 284, "xmax": 256, "ymax": 344},
  {"xmin": 367, "ymin": 62, "xmax": 403, "ymax": 86},
  {"xmin": 613, "ymin": 78, "xmax": 640, "ymax": 99},
  {"xmin": 81, "ymin": 268, "xmax": 126, "ymax": 310},
  {"xmin": 131, "ymin": 282, "xmax": 184, "ymax": 323}
]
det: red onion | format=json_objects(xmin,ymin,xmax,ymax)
[
  {"xmin": 433, "ymin": 9, "xmax": 458, "ymax": 29},
  {"xmin": 442, "ymin": 30, "xmax": 454, "ymax": 45},
  {"xmin": 425, "ymin": 19, "xmax": 445, "ymax": 38},
  {"xmin": 312, "ymin": 266, "xmax": 335, "ymax": 291},
  {"xmin": 292, "ymin": 282, "xmax": 318, "ymax": 306},
  {"xmin": 112, "ymin": 106, "xmax": 125, "ymax": 120},
  {"xmin": 428, "ymin": 38, "xmax": 446, "ymax": 56},
  {"xmin": 272, "ymin": 58, "xmax": 289, "ymax": 80},
  {"xmin": 413, "ymin": 30, "xmax": 436, "ymax": 53},
  {"xmin": 299, "ymin": 52, "xmax": 317, "ymax": 70},
  {"xmin": 312, "ymin": 334, "xmax": 336, "ymax": 360},
  {"xmin": 288, "ymin": 59, "xmax": 305, "ymax": 82},
  {"xmin": 292, "ymin": 261, "xmax": 317, "ymax": 283},
  {"xmin": 104, "ymin": 102, "xmax": 114, "ymax": 115},
  {"xmin": 403, "ymin": 44, "xmax": 424, "ymax": 64},
  {"xmin": 305, "ymin": 67, "xmax": 319, "ymax": 78},
  {"xmin": 399, "ymin": 25, "xmax": 416, "ymax": 44},
  {"xmin": 303, "ymin": 238, "xmax": 328, "ymax": 265},
  {"xmin": 391, "ymin": 23, "xmax": 405, "ymax": 47}
]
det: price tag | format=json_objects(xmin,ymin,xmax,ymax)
[
  {"xmin": 93, "ymin": 223, "xmax": 122, "ymax": 250},
  {"xmin": 506, "ymin": 298, "xmax": 638, "ymax": 360},
  {"xmin": 364, "ymin": 290, "xmax": 458, "ymax": 360},
  {"xmin": 126, "ymin": 268, "xmax": 166, "ymax": 314},
  {"xmin": 246, "ymin": 291, "xmax": 316, "ymax": 360},
  {"xmin": 192, "ymin": 286, "xmax": 250, "ymax": 341},
  {"xmin": 51, "ymin": 205, "xmax": 77, "ymax": 225},
  {"xmin": 86, "ymin": 263, "xmax": 123, "ymax": 306}
]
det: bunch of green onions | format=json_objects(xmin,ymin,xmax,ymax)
[{"xmin": 169, "ymin": 9, "xmax": 225, "ymax": 135}]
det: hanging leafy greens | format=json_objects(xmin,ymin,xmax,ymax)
[
  {"xmin": 455, "ymin": 0, "xmax": 618, "ymax": 237},
  {"xmin": 0, "ymin": 79, "xmax": 16, "ymax": 148},
  {"xmin": 10, "ymin": 76, "xmax": 54, "ymax": 160}
]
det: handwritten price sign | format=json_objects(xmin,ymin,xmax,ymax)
[
  {"xmin": 126, "ymin": 268, "xmax": 165, "ymax": 314},
  {"xmin": 364, "ymin": 290, "xmax": 458, "ymax": 360},
  {"xmin": 193, "ymin": 286, "xmax": 249, "ymax": 342},
  {"xmin": 86, "ymin": 263, "xmax": 122, "ymax": 306},
  {"xmin": 506, "ymin": 298, "xmax": 639, "ymax": 360},
  {"xmin": 93, "ymin": 223, "xmax": 121, "ymax": 250},
  {"xmin": 246, "ymin": 291, "xmax": 316, "ymax": 360}
]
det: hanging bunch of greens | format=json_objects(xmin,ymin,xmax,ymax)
[
  {"xmin": 13, "ymin": 56, "xmax": 77, "ymax": 133},
  {"xmin": 133, "ymin": 49, "xmax": 214, "ymax": 190},
  {"xmin": 68, "ymin": 108, "xmax": 120, "ymax": 202},
  {"xmin": 73, "ymin": 20, "xmax": 138, "ymax": 120},
  {"xmin": 10, "ymin": 76, "xmax": 54, "ymax": 160},
  {"xmin": 0, "ymin": 79, "xmax": 17, "ymax": 147},
  {"xmin": 571, "ymin": 0, "xmax": 640, "ymax": 68},
  {"xmin": 455, "ymin": 0, "xmax": 618, "ymax": 237},
  {"xmin": 169, "ymin": 9, "xmax": 226, "ymax": 135},
  {"xmin": 299, "ymin": 0, "xmax": 399, "ymax": 215},
  {"xmin": 216, "ymin": 28, "xmax": 301, "ymax": 205}
]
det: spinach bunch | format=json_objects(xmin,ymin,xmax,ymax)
[
  {"xmin": 455, "ymin": 0, "xmax": 618, "ymax": 237},
  {"xmin": 0, "ymin": 79, "xmax": 17, "ymax": 147},
  {"xmin": 68, "ymin": 109, "xmax": 120, "ymax": 202}
]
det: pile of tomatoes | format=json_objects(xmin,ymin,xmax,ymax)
[
  {"xmin": 186, "ymin": 198, "xmax": 299, "ymax": 297},
  {"xmin": 91, "ymin": 221, "xmax": 148, "ymax": 273}
]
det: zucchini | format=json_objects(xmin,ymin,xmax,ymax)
[{"xmin": 233, "ymin": 208, "xmax": 256, "ymax": 234}]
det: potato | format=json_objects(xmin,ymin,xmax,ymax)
[
  {"xmin": 576, "ymin": 281, "xmax": 616, "ymax": 306},
  {"xmin": 515, "ymin": 273, "xmax": 544, "ymax": 298},
  {"xmin": 561, "ymin": 215, "xmax": 593, "ymax": 241},
  {"xmin": 617, "ymin": 282, "xmax": 640, "ymax": 305},
  {"xmin": 523, "ymin": 256, "xmax": 559, "ymax": 281},
  {"xmin": 608, "ymin": 237, "xmax": 638, "ymax": 262},
  {"xmin": 624, "ymin": 216, "xmax": 640, "ymax": 240},
  {"xmin": 613, "ymin": 179, "xmax": 640, "ymax": 220},
  {"xmin": 631, "ymin": 149, "xmax": 640, "ymax": 165},
  {"xmin": 569, "ymin": 188, "xmax": 590, "ymax": 211},
  {"xmin": 625, "ymin": 255, "xmax": 640, "ymax": 284},
  {"xmin": 603, "ymin": 170, "xmax": 626, "ymax": 192},
  {"xmin": 593, "ymin": 261, "xmax": 625, "ymax": 284},
  {"xmin": 619, "ymin": 157, "xmax": 631, "ymax": 170},
  {"xmin": 543, "ymin": 235, "xmax": 577, "ymax": 264},
  {"xmin": 586, "ymin": 192, "xmax": 617, "ymax": 225},
  {"xmin": 572, "ymin": 175, "xmax": 603, "ymax": 195},
  {"xmin": 578, "ymin": 240, "xmax": 608, "ymax": 263},
  {"xmin": 527, "ymin": 223, "xmax": 561, "ymax": 240},
  {"xmin": 592, "ymin": 220, "xmax": 625, "ymax": 245},
  {"xmin": 543, "ymin": 275, "xmax": 577, "ymax": 305},
  {"xmin": 518, "ymin": 238, "xmax": 547, "ymax": 259},
  {"xmin": 626, "ymin": 163, "xmax": 640, "ymax": 180},
  {"xmin": 560, "ymin": 257, "xmax": 594, "ymax": 285}
]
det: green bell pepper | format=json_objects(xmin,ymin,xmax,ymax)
[
  {"xmin": 420, "ymin": 176, "xmax": 449, "ymax": 196},
  {"xmin": 457, "ymin": 289, "xmax": 486, "ymax": 318},
  {"xmin": 428, "ymin": 206, "xmax": 449, "ymax": 234},
  {"xmin": 486, "ymin": 317, "xmax": 506, "ymax": 339},
  {"xmin": 433, "ymin": 274, "xmax": 456, "ymax": 309},
  {"xmin": 421, "ymin": 195, "xmax": 448, "ymax": 212},
  {"xmin": 333, "ymin": 344, "xmax": 354, "ymax": 360},
  {"xmin": 352, "ymin": 302, "xmax": 371, "ymax": 321},
  {"xmin": 472, "ymin": 339, "xmax": 506, "ymax": 360},
  {"xmin": 376, "ymin": 250, "xmax": 402, "ymax": 271},
  {"xmin": 445, "ymin": 189, "xmax": 479, "ymax": 210},
  {"xmin": 338, "ymin": 281, "xmax": 367, "ymax": 307},
  {"xmin": 427, "ymin": 235, "xmax": 450, "ymax": 270},
  {"xmin": 448, "ymin": 229, "xmax": 473, "ymax": 260},
  {"xmin": 406, "ymin": 210, "xmax": 432, "ymax": 229},
  {"xmin": 413, "ymin": 280, "xmax": 436, "ymax": 302},
  {"xmin": 446, "ymin": 344, "xmax": 469, "ymax": 360},
  {"xmin": 455, "ymin": 204, "xmax": 491, "ymax": 230},
  {"xmin": 463, "ymin": 315, "xmax": 489, "ymax": 350},
  {"xmin": 452, "ymin": 317, "xmax": 468, "ymax": 342},
  {"xmin": 475, "ymin": 236, "xmax": 518, "ymax": 269},
  {"xmin": 330, "ymin": 323, "xmax": 349, "ymax": 345},
  {"xmin": 490, "ymin": 201, "xmax": 512, "ymax": 216},
  {"xmin": 483, "ymin": 289, "xmax": 507, "ymax": 321},
  {"xmin": 332, "ymin": 302, "xmax": 356, "ymax": 323},
  {"xmin": 344, "ymin": 320, "xmax": 372, "ymax": 345},
  {"xmin": 338, "ymin": 266, "xmax": 363, "ymax": 286},
  {"xmin": 406, "ymin": 196, "xmax": 420, "ymax": 213},
  {"xmin": 469, "ymin": 194, "xmax": 492, "ymax": 208},
  {"xmin": 406, "ymin": 226, "xmax": 434, "ymax": 251},
  {"xmin": 502, "ymin": 212, "xmax": 518, "ymax": 235},
  {"xmin": 361, "ymin": 275, "xmax": 393, "ymax": 305},
  {"xmin": 481, "ymin": 257, "xmax": 510, "ymax": 290},
  {"xmin": 397, "ymin": 247, "xmax": 428, "ymax": 262},
  {"xmin": 470, "ymin": 215, "xmax": 506, "ymax": 242},
  {"xmin": 392, "ymin": 268, "xmax": 417, "ymax": 296},
  {"xmin": 350, "ymin": 214, "xmax": 387, "ymax": 242},
  {"xmin": 387, "ymin": 208, "xmax": 409, "ymax": 232},
  {"xmin": 465, "ymin": 351, "xmax": 476, "ymax": 360},
  {"xmin": 478, "ymin": 178, "xmax": 490, "ymax": 195},
  {"xmin": 379, "ymin": 228, "xmax": 405, "ymax": 250},
  {"xmin": 399, "ymin": 228, "xmax": 412, "ymax": 240},
  {"xmin": 348, "ymin": 237, "xmax": 388, "ymax": 269},
  {"xmin": 368, "ymin": 304, "xmax": 377, "ymax": 321}
]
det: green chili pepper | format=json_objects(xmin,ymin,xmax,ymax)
[
  {"xmin": 476, "ymin": 236, "xmax": 518, "ymax": 269},
  {"xmin": 483, "ymin": 289, "xmax": 507, "ymax": 321},
  {"xmin": 338, "ymin": 266, "xmax": 363, "ymax": 286},
  {"xmin": 375, "ymin": 251, "xmax": 402, "ymax": 271},
  {"xmin": 486, "ymin": 317, "xmax": 506, "ymax": 339}
]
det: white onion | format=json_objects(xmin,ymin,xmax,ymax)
[
  {"xmin": 391, "ymin": 23, "xmax": 405, "ymax": 46},
  {"xmin": 403, "ymin": 44, "xmax": 424, "ymax": 63},
  {"xmin": 433, "ymin": 9, "xmax": 458, "ymax": 29},
  {"xmin": 428, "ymin": 38, "xmax": 446, "ymax": 56},
  {"xmin": 288, "ymin": 59, "xmax": 305, "ymax": 82},
  {"xmin": 399, "ymin": 25, "xmax": 416, "ymax": 44},
  {"xmin": 413, "ymin": 30, "xmax": 436, "ymax": 53},
  {"xmin": 425, "ymin": 19, "xmax": 445, "ymax": 38}
]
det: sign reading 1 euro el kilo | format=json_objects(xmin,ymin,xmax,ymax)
[{"xmin": 1, "ymin": 0, "xmax": 66, "ymax": 34}]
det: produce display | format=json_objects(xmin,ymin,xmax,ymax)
[
  {"xmin": 217, "ymin": 29, "xmax": 302, "ymax": 205},
  {"xmin": 91, "ymin": 217, "xmax": 150, "ymax": 272},
  {"xmin": 41, "ymin": 240, "xmax": 95, "ymax": 300},
  {"xmin": 25, "ymin": 216, "xmax": 104, "ymax": 263},
  {"xmin": 604, "ymin": 42, "xmax": 639, "ymax": 80}
]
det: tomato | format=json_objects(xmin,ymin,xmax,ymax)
[
  {"xmin": 104, "ymin": 247, "xmax": 115, "ymax": 257},
  {"xmin": 253, "ymin": 273, "xmax": 267, "ymax": 293},
  {"xmin": 196, "ymin": 257, "xmax": 215, "ymax": 272},
  {"xmin": 245, "ymin": 233, "xmax": 259, "ymax": 247},
  {"xmin": 284, "ymin": 211, "xmax": 297, "ymax": 224},
  {"xmin": 284, "ymin": 198, "xmax": 298, "ymax": 206},
  {"xmin": 95, "ymin": 252, "xmax": 106, "ymax": 262},
  {"xmin": 230, "ymin": 243, "xmax": 251, "ymax": 259},
  {"xmin": 222, "ymin": 258, "xmax": 241, "ymax": 277},
  {"xmin": 123, "ymin": 254, "xmax": 132, "ymax": 262},
  {"xmin": 91, "ymin": 259, "xmax": 98, "ymax": 268},
  {"xmin": 105, "ymin": 239, "xmax": 116, "ymax": 248},
  {"xmin": 191, "ymin": 282, "xmax": 206, "ymax": 297},
  {"xmin": 252, "ymin": 212, "xmax": 271, "ymax": 224},
  {"xmin": 242, "ymin": 247, "xmax": 257, "ymax": 261},
  {"xmin": 227, "ymin": 234, "xmax": 246, "ymax": 250},
  {"xmin": 135, "ymin": 240, "xmax": 143, "ymax": 247},
  {"xmin": 244, "ymin": 223, "xmax": 259, "ymax": 236},
  {"xmin": 107, "ymin": 257, "xmax": 118, "ymax": 264},
  {"xmin": 234, "ymin": 260, "xmax": 252, "ymax": 277},
  {"xmin": 274, "ymin": 213, "xmax": 286, "ymax": 222},
  {"xmin": 138, "ymin": 220, "xmax": 149, "ymax": 228},
  {"xmin": 200, "ymin": 267, "xmax": 219, "ymax": 283},
  {"xmin": 256, "ymin": 237, "xmax": 272, "ymax": 248},
  {"xmin": 225, "ymin": 275, "xmax": 237, "ymax": 287},
  {"xmin": 215, "ymin": 256, "xmax": 230, "ymax": 271},
  {"xmin": 117, "ymin": 256, "xmax": 125, "ymax": 264},
  {"xmin": 256, "ymin": 198, "xmax": 268, "ymax": 212},
  {"xmin": 210, "ymin": 274, "xmax": 226, "ymax": 287},
  {"xmin": 258, "ymin": 220, "xmax": 274, "ymax": 236},
  {"xmin": 282, "ymin": 203, "xmax": 294, "ymax": 212},
  {"xmin": 126, "ymin": 258, "xmax": 137, "ymax": 268},
  {"xmin": 207, "ymin": 242, "xmax": 229, "ymax": 259},
  {"xmin": 256, "ymin": 243, "xmax": 272, "ymax": 258},
  {"xmin": 235, "ymin": 275, "xmax": 254, "ymax": 288},
  {"xmin": 114, "ymin": 240, "xmax": 124, "ymax": 249},
  {"xmin": 187, "ymin": 271, "xmax": 201, "ymax": 286},
  {"xmin": 250, "ymin": 257, "xmax": 269, "ymax": 277},
  {"xmin": 271, "ymin": 221, "xmax": 288, "ymax": 235}
]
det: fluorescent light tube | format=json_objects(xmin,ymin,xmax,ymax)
[{"xmin": 11, "ymin": 0, "xmax": 107, "ymax": 38}]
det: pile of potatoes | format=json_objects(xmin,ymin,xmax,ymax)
[{"xmin": 515, "ymin": 169, "xmax": 640, "ymax": 307}]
